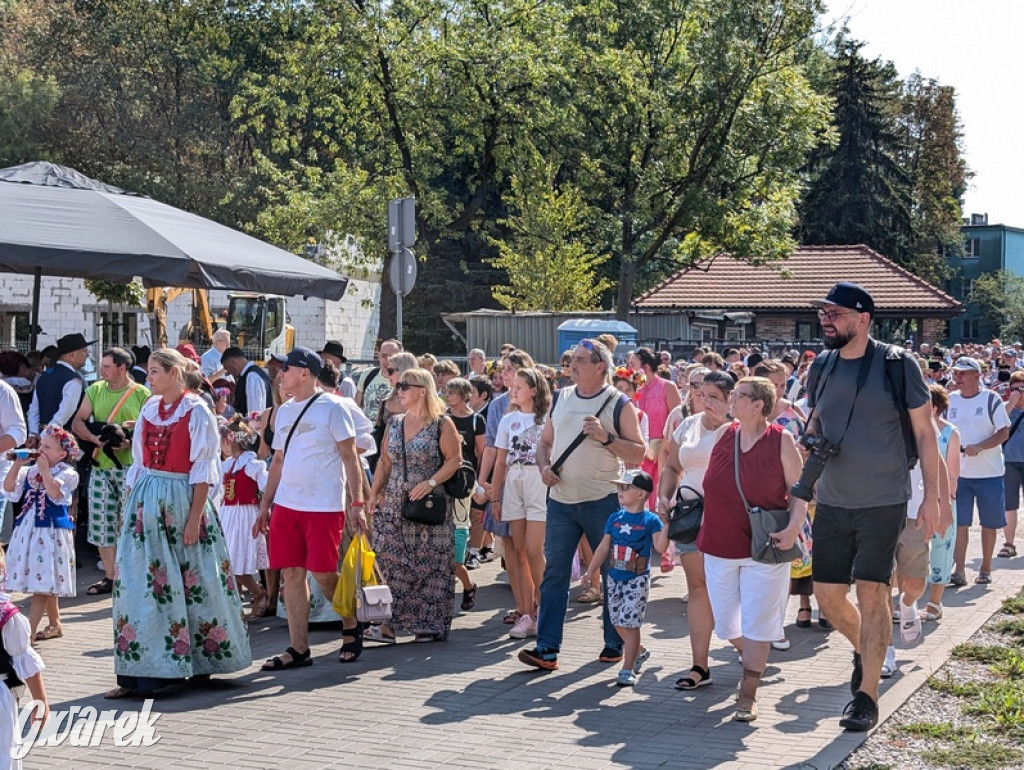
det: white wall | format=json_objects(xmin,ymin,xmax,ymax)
[{"xmin": 0, "ymin": 272, "xmax": 381, "ymax": 360}]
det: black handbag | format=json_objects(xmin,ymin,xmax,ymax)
[
  {"xmin": 400, "ymin": 417, "xmax": 448, "ymax": 526},
  {"xmin": 667, "ymin": 485, "xmax": 704, "ymax": 544},
  {"xmin": 733, "ymin": 429, "xmax": 802, "ymax": 565}
]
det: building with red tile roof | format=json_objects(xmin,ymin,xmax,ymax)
[{"xmin": 633, "ymin": 244, "xmax": 962, "ymax": 345}]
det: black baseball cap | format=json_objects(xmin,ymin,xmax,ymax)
[
  {"xmin": 270, "ymin": 346, "xmax": 323, "ymax": 377},
  {"xmin": 812, "ymin": 282, "xmax": 875, "ymax": 317},
  {"xmin": 611, "ymin": 469, "xmax": 654, "ymax": 494}
]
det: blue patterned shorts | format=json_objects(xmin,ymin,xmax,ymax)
[{"xmin": 607, "ymin": 573, "xmax": 650, "ymax": 629}]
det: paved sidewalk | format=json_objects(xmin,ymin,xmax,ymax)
[{"xmin": 18, "ymin": 525, "xmax": 1024, "ymax": 769}]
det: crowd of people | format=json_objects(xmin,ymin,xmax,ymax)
[{"xmin": 0, "ymin": 281, "xmax": 1018, "ymax": 741}]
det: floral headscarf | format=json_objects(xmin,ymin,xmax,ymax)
[{"xmin": 41, "ymin": 423, "xmax": 82, "ymax": 462}]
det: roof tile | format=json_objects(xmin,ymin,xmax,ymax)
[{"xmin": 633, "ymin": 244, "xmax": 961, "ymax": 314}]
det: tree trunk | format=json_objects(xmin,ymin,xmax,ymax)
[{"xmin": 616, "ymin": 259, "xmax": 637, "ymax": 321}]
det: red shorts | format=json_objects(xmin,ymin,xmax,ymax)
[{"xmin": 268, "ymin": 505, "xmax": 346, "ymax": 573}]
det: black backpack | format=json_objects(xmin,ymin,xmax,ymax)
[{"xmin": 806, "ymin": 341, "xmax": 918, "ymax": 469}]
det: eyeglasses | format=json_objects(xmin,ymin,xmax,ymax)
[
  {"xmin": 816, "ymin": 308, "xmax": 856, "ymax": 323},
  {"xmin": 396, "ymin": 382, "xmax": 426, "ymax": 392},
  {"xmin": 689, "ymin": 381, "xmax": 704, "ymax": 389},
  {"xmin": 732, "ymin": 391, "xmax": 756, "ymax": 400},
  {"xmin": 386, "ymin": 367, "xmax": 398, "ymax": 375}
]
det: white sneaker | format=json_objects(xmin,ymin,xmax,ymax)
[
  {"xmin": 881, "ymin": 645, "xmax": 897, "ymax": 678},
  {"xmin": 900, "ymin": 600, "xmax": 921, "ymax": 643},
  {"xmin": 509, "ymin": 613, "xmax": 537, "ymax": 639},
  {"xmin": 771, "ymin": 638, "xmax": 791, "ymax": 651}
]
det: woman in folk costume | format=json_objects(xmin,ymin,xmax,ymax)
[
  {"xmin": 106, "ymin": 348, "xmax": 251, "ymax": 699},
  {"xmin": 0, "ymin": 547, "xmax": 48, "ymax": 770}
]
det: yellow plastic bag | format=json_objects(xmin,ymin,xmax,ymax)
[{"xmin": 332, "ymin": 533, "xmax": 377, "ymax": 617}]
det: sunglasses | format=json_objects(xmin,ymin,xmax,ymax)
[
  {"xmin": 386, "ymin": 367, "xmax": 398, "ymax": 375},
  {"xmin": 280, "ymin": 363, "xmax": 307, "ymax": 373},
  {"xmin": 396, "ymin": 382, "xmax": 426, "ymax": 392},
  {"xmin": 689, "ymin": 381, "xmax": 704, "ymax": 389}
]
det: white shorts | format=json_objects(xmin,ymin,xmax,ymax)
[
  {"xmin": 501, "ymin": 464, "xmax": 547, "ymax": 522},
  {"xmin": 704, "ymin": 553, "xmax": 790, "ymax": 642}
]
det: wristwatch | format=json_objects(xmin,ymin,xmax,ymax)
[
  {"xmin": 601, "ymin": 433, "xmax": 616, "ymax": 446},
  {"xmin": 427, "ymin": 478, "xmax": 437, "ymax": 489}
]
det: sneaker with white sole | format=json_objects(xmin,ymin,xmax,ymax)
[
  {"xmin": 881, "ymin": 645, "xmax": 897, "ymax": 678},
  {"xmin": 617, "ymin": 668, "xmax": 638, "ymax": 686},
  {"xmin": 509, "ymin": 613, "xmax": 537, "ymax": 639},
  {"xmin": 771, "ymin": 638, "xmax": 791, "ymax": 651},
  {"xmin": 900, "ymin": 600, "xmax": 921, "ymax": 643}
]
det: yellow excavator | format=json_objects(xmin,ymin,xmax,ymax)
[{"xmin": 146, "ymin": 288, "xmax": 295, "ymax": 363}]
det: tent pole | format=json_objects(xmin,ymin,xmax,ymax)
[{"xmin": 29, "ymin": 267, "xmax": 41, "ymax": 350}]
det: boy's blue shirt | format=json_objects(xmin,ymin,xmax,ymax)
[{"xmin": 603, "ymin": 507, "xmax": 663, "ymax": 580}]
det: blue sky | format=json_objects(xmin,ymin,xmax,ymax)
[{"xmin": 829, "ymin": 0, "xmax": 1023, "ymax": 226}]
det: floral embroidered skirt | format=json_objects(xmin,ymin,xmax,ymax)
[
  {"xmin": 5, "ymin": 518, "xmax": 76, "ymax": 598},
  {"xmin": 112, "ymin": 469, "xmax": 252, "ymax": 690}
]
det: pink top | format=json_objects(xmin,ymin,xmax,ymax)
[{"xmin": 637, "ymin": 374, "xmax": 670, "ymax": 440}]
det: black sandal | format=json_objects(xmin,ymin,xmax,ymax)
[
  {"xmin": 675, "ymin": 665, "xmax": 713, "ymax": 690},
  {"xmin": 338, "ymin": 622, "xmax": 364, "ymax": 663},
  {"xmin": 87, "ymin": 577, "xmax": 114, "ymax": 595},
  {"xmin": 261, "ymin": 646, "xmax": 312, "ymax": 671},
  {"xmin": 796, "ymin": 608, "xmax": 812, "ymax": 628},
  {"xmin": 461, "ymin": 584, "xmax": 477, "ymax": 611}
]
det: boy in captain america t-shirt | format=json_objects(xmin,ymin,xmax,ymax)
[{"xmin": 583, "ymin": 470, "xmax": 669, "ymax": 687}]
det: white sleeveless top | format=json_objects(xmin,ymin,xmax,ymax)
[{"xmin": 549, "ymin": 385, "xmax": 624, "ymax": 504}]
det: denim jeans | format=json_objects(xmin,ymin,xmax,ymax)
[{"xmin": 536, "ymin": 493, "xmax": 623, "ymax": 653}]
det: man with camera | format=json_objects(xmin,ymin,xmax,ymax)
[
  {"xmin": 800, "ymin": 283, "xmax": 940, "ymax": 732},
  {"xmin": 72, "ymin": 348, "xmax": 150, "ymax": 596}
]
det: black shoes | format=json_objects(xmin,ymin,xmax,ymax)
[
  {"xmin": 840, "ymin": 691, "xmax": 878, "ymax": 731},
  {"xmin": 850, "ymin": 651, "xmax": 863, "ymax": 695}
]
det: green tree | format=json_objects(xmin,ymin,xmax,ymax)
[
  {"xmin": 487, "ymin": 166, "xmax": 612, "ymax": 311},
  {"xmin": 969, "ymin": 271, "xmax": 1024, "ymax": 342},
  {"xmin": 799, "ymin": 36, "xmax": 914, "ymax": 266},
  {"xmin": 897, "ymin": 72, "xmax": 972, "ymax": 282},
  {"xmin": 554, "ymin": 0, "xmax": 831, "ymax": 318},
  {"xmin": 84, "ymin": 279, "xmax": 145, "ymax": 349}
]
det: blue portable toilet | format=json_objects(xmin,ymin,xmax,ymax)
[{"xmin": 557, "ymin": 319, "xmax": 638, "ymax": 364}]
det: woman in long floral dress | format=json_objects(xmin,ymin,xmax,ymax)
[
  {"xmin": 367, "ymin": 368, "xmax": 462, "ymax": 642},
  {"xmin": 105, "ymin": 348, "xmax": 252, "ymax": 698}
]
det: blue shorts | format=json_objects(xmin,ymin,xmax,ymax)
[{"xmin": 956, "ymin": 476, "xmax": 1007, "ymax": 529}]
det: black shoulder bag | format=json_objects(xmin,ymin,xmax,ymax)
[
  {"xmin": 401, "ymin": 418, "xmax": 447, "ymax": 526},
  {"xmin": 668, "ymin": 485, "xmax": 704, "ymax": 544},
  {"xmin": 550, "ymin": 389, "xmax": 620, "ymax": 476},
  {"xmin": 283, "ymin": 393, "xmax": 322, "ymax": 454}
]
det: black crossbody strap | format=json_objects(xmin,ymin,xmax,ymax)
[
  {"xmin": 283, "ymin": 393, "xmax": 322, "ymax": 455},
  {"xmin": 733, "ymin": 428, "xmax": 751, "ymax": 514},
  {"xmin": 1007, "ymin": 411, "xmax": 1024, "ymax": 443},
  {"xmin": 550, "ymin": 389, "xmax": 619, "ymax": 475}
]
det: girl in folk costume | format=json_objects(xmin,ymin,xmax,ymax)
[
  {"xmin": 106, "ymin": 349, "xmax": 252, "ymax": 699},
  {"xmin": 2, "ymin": 424, "xmax": 81, "ymax": 641},
  {"xmin": 0, "ymin": 548, "xmax": 49, "ymax": 770},
  {"xmin": 218, "ymin": 413, "xmax": 270, "ymax": 621}
]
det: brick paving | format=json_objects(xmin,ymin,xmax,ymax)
[{"xmin": 16, "ymin": 525, "xmax": 1024, "ymax": 769}]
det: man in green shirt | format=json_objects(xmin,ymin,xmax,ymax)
[{"xmin": 72, "ymin": 347, "xmax": 150, "ymax": 595}]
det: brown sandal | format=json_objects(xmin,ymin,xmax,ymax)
[
  {"xmin": 248, "ymin": 594, "xmax": 270, "ymax": 622},
  {"xmin": 103, "ymin": 686, "xmax": 137, "ymax": 699},
  {"xmin": 34, "ymin": 625, "xmax": 63, "ymax": 641}
]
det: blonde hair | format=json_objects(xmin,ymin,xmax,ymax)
[
  {"xmin": 738, "ymin": 376, "xmax": 776, "ymax": 418},
  {"xmin": 149, "ymin": 348, "xmax": 187, "ymax": 385},
  {"xmin": 402, "ymin": 368, "xmax": 446, "ymax": 421}
]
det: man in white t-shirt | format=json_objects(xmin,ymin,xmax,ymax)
[
  {"xmin": 255, "ymin": 347, "xmax": 368, "ymax": 671},
  {"xmin": 946, "ymin": 356, "xmax": 1010, "ymax": 586}
]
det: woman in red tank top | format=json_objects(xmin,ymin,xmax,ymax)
[{"xmin": 698, "ymin": 377, "xmax": 806, "ymax": 723}]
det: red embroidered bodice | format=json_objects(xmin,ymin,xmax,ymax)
[
  {"xmin": 222, "ymin": 466, "xmax": 259, "ymax": 506},
  {"xmin": 142, "ymin": 412, "xmax": 194, "ymax": 473}
]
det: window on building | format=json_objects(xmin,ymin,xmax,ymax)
[
  {"xmin": 95, "ymin": 311, "xmax": 140, "ymax": 349},
  {"xmin": 691, "ymin": 323, "xmax": 717, "ymax": 342},
  {"xmin": 0, "ymin": 312, "xmax": 31, "ymax": 352},
  {"xmin": 962, "ymin": 318, "xmax": 979, "ymax": 339},
  {"xmin": 964, "ymin": 237, "xmax": 981, "ymax": 258},
  {"xmin": 796, "ymin": 321, "xmax": 822, "ymax": 340},
  {"xmin": 724, "ymin": 326, "xmax": 745, "ymax": 341}
]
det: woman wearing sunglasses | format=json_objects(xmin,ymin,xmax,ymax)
[
  {"xmin": 368, "ymin": 368, "xmax": 463, "ymax": 643},
  {"xmin": 367, "ymin": 352, "xmax": 417, "ymax": 474}
]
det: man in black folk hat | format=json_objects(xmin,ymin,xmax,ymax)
[{"xmin": 26, "ymin": 332, "xmax": 94, "ymax": 444}]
